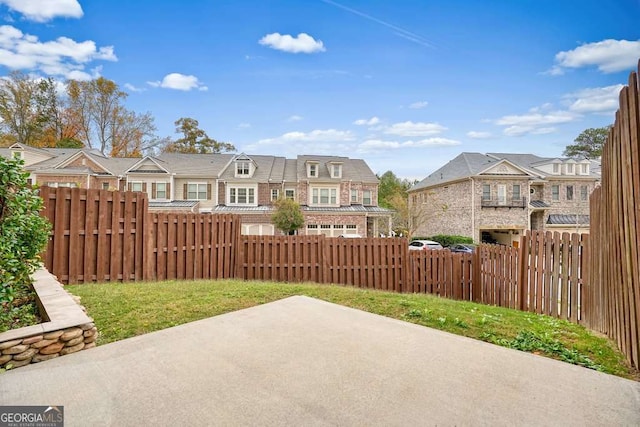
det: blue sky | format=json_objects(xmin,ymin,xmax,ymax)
[{"xmin": 1, "ymin": 0, "xmax": 639, "ymax": 179}]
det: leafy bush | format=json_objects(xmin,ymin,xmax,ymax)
[
  {"xmin": 271, "ymin": 197, "xmax": 304, "ymax": 235},
  {"xmin": 0, "ymin": 157, "xmax": 51, "ymax": 305},
  {"xmin": 427, "ymin": 234, "xmax": 474, "ymax": 247}
]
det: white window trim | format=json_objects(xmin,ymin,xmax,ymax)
[
  {"xmin": 235, "ymin": 160, "xmax": 253, "ymax": 178},
  {"xmin": 362, "ymin": 190, "xmax": 373, "ymax": 205},
  {"xmin": 350, "ymin": 189, "xmax": 359, "ymax": 203},
  {"xmin": 154, "ymin": 182, "xmax": 169, "ymax": 200},
  {"xmin": 271, "ymin": 188, "xmax": 279, "ymax": 201},
  {"xmin": 130, "ymin": 181, "xmax": 143, "ymax": 192},
  {"xmin": 227, "ymin": 184, "xmax": 258, "ymax": 206},
  {"xmin": 309, "ymin": 185, "xmax": 340, "ymax": 207},
  {"xmin": 187, "ymin": 182, "xmax": 208, "ymax": 201},
  {"xmin": 307, "ymin": 162, "xmax": 319, "ymax": 178},
  {"xmin": 331, "ymin": 163, "xmax": 342, "ymax": 178},
  {"xmin": 285, "ymin": 189, "xmax": 295, "ymax": 200}
]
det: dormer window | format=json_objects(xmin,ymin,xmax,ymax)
[
  {"xmin": 566, "ymin": 163, "xmax": 575, "ymax": 174},
  {"xmin": 330, "ymin": 163, "xmax": 342, "ymax": 178},
  {"xmin": 580, "ymin": 163, "xmax": 589, "ymax": 175},
  {"xmin": 12, "ymin": 151, "xmax": 22, "ymax": 160},
  {"xmin": 236, "ymin": 160, "xmax": 251, "ymax": 177},
  {"xmin": 552, "ymin": 163, "xmax": 559, "ymax": 174},
  {"xmin": 307, "ymin": 162, "xmax": 318, "ymax": 178}
]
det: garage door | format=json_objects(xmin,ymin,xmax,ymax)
[{"xmin": 242, "ymin": 224, "xmax": 275, "ymax": 235}]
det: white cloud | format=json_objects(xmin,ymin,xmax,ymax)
[
  {"xmin": 383, "ymin": 121, "xmax": 446, "ymax": 137},
  {"xmin": 495, "ymin": 110, "xmax": 577, "ymax": 127},
  {"xmin": 353, "ymin": 116, "xmax": 379, "ymax": 126},
  {"xmin": 259, "ymin": 32, "xmax": 326, "ymax": 54},
  {"xmin": 287, "ymin": 115, "xmax": 303, "ymax": 122},
  {"xmin": 124, "ymin": 83, "xmax": 145, "ymax": 93},
  {"xmin": 148, "ymin": 73, "xmax": 207, "ymax": 91},
  {"xmin": 503, "ymin": 126, "xmax": 558, "ymax": 137},
  {"xmin": 409, "ymin": 101, "xmax": 428, "ymax": 109},
  {"xmin": 0, "ymin": 0, "xmax": 82, "ymax": 22},
  {"xmin": 466, "ymin": 131, "xmax": 492, "ymax": 139},
  {"xmin": 358, "ymin": 137, "xmax": 459, "ymax": 152},
  {"xmin": 257, "ymin": 129, "xmax": 355, "ymax": 145},
  {"xmin": 549, "ymin": 39, "xmax": 640, "ymax": 74},
  {"xmin": 0, "ymin": 25, "xmax": 116, "ymax": 79},
  {"xmin": 237, "ymin": 122, "xmax": 251, "ymax": 129},
  {"xmin": 563, "ymin": 84, "xmax": 623, "ymax": 114}
]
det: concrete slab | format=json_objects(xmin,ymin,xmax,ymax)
[{"xmin": 1, "ymin": 296, "xmax": 638, "ymax": 426}]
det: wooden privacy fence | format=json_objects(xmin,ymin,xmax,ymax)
[
  {"xmin": 236, "ymin": 235, "xmax": 407, "ymax": 292},
  {"xmin": 585, "ymin": 61, "xmax": 640, "ymax": 368},
  {"xmin": 408, "ymin": 250, "xmax": 473, "ymax": 299},
  {"xmin": 40, "ymin": 187, "xmax": 241, "ymax": 283},
  {"xmin": 40, "ymin": 186, "xmax": 148, "ymax": 283}
]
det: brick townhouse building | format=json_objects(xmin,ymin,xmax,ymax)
[
  {"xmin": 1, "ymin": 143, "xmax": 391, "ymax": 237},
  {"xmin": 408, "ymin": 152, "xmax": 600, "ymax": 246}
]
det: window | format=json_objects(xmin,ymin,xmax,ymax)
[
  {"xmin": 271, "ymin": 189, "xmax": 279, "ymax": 201},
  {"xmin": 482, "ymin": 184, "xmax": 491, "ymax": 201},
  {"xmin": 312, "ymin": 188, "xmax": 337, "ymax": 205},
  {"xmin": 552, "ymin": 163, "xmax": 559, "ymax": 174},
  {"xmin": 351, "ymin": 189, "xmax": 358, "ymax": 203},
  {"xmin": 12, "ymin": 151, "xmax": 22, "ymax": 159},
  {"xmin": 581, "ymin": 185, "xmax": 588, "ymax": 201},
  {"xmin": 566, "ymin": 185, "xmax": 574, "ymax": 201},
  {"xmin": 512, "ymin": 184, "xmax": 521, "ymax": 201},
  {"xmin": 331, "ymin": 164, "xmax": 342, "ymax": 178},
  {"xmin": 581, "ymin": 164, "xmax": 589, "ymax": 175},
  {"xmin": 46, "ymin": 182, "xmax": 77, "ymax": 188},
  {"xmin": 566, "ymin": 163, "xmax": 575, "ymax": 174},
  {"xmin": 308, "ymin": 163, "xmax": 318, "ymax": 178},
  {"xmin": 155, "ymin": 183, "xmax": 167, "ymax": 199},
  {"xmin": 285, "ymin": 189, "xmax": 295, "ymax": 200},
  {"xmin": 229, "ymin": 187, "xmax": 255, "ymax": 204},
  {"xmin": 346, "ymin": 225, "xmax": 357, "ymax": 230},
  {"xmin": 363, "ymin": 190, "xmax": 372, "ymax": 205},
  {"xmin": 130, "ymin": 182, "xmax": 143, "ymax": 192},
  {"xmin": 102, "ymin": 182, "xmax": 110, "ymax": 190},
  {"xmin": 236, "ymin": 161, "xmax": 251, "ymax": 177},
  {"xmin": 552, "ymin": 185, "xmax": 559, "ymax": 201},
  {"xmin": 497, "ymin": 185, "xmax": 506, "ymax": 205},
  {"xmin": 187, "ymin": 183, "xmax": 208, "ymax": 200}
]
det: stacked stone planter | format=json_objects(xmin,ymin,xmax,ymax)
[
  {"xmin": 0, "ymin": 323, "xmax": 97, "ymax": 369},
  {"xmin": 0, "ymin": 269, "xmax": 98, "ymax": 370}
]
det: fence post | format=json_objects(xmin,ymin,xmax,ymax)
[
  {"xmin": 518, "ymin": 232, "xmax": 529, "ymax": 311},
  {"xmin": 471, "ymin": 248, "xmax": 481, "ymax": 302}
]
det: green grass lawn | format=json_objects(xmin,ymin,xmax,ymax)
[{"xmin": 66, "ymin": 279, "xmax": 638, "ymax": 380}]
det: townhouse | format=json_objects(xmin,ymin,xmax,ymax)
[{"xmin": 1, "ymin": 143, "xmax": 391, "ymax": 237}]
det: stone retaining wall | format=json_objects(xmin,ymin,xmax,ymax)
[{"xmin": 0, "ymin": 269, "xmax": 97, "ymax": 370}]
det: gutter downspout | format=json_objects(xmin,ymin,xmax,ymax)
[{"xmin": 470, "ymin": 177, "xmax": 475, "ymax": 242}]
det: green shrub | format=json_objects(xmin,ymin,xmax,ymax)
[
  {"xmin": 0, "ymin": 157, "xmax": 51, "ymax": 305},
  {"xmin": 427, "ymin": 234, "xmax": 474, "ymax": 247}
]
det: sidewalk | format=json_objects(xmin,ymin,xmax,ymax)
[{"xmin": 1, "ymin": 296, "xmax": 638, "ymax": 426}]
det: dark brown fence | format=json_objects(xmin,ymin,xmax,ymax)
[
  {"xmin": 145, "ymin": 212, "xmax": 240, "ymax": 281},
  {"xmin": 585, "ymin": 61, "xmax": 640, "ymax": 368},
  {"xmin": 40, "ymin": 186, "xmax": 148, "ymax": 283},
  {"xmin": 40, "ymin": 187, "xmax": 241, "ymax": 284},
  {"xmin": 408, "ymin": 250, "xmax": 473, "ymax": 299},
  {"xmin": 236, "ymin": 235, "xmax": 408, "ymax": 292}
]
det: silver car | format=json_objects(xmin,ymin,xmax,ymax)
[{"xmin": 408, "ymin": 240, "xmax": 443, "ymax": 251}]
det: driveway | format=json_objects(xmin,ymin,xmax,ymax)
[{"xmin": 1, "ymin": 296, "xmax": 639, "ymax": 426}]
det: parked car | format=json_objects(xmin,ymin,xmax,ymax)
[
  {"xmin": 408, "ymin": 240, "xmax": 444, "ymax": 251},
  {"xmin": 338, "ymin": 233, "xmax": 363, "ymax": 238},
  {"xmin": 449, "ymin": 243, "xmax": 477, "ymax": 253}
]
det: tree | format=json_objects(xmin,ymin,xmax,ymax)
[
  {"xmin": 563, "ymin": 126, "xmax": 611, "ymax": 159},
  {"xmin": 0, "ymin": 71, "xmax": 53, "ymax": 147},
  {"xmin": 163, "ymin": 117, "xmax": 235, "ymax": 154},
  {"xmin": 271, "ymin": 197, "xmax": 304, "ymax": 235},
  {"xmin": 67, "ymin": 77, "xmax": 159, "ymax": 156},
  {"xmin": 377, "ymin": 171, "xmax": 413, "ymax": 209}
]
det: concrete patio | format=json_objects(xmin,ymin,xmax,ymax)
[{"xmin": 1, "ymin": 296, "xmax": 638, "ymax": 426}]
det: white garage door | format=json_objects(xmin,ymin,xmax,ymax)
[{"xmin": 242, "ymin": 224, "xmax": 275, "ymax": 235}]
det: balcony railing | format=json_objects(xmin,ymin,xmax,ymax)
[{"xmin": 481, "ymin": 197, "xmax": 527, "ymax": 209}]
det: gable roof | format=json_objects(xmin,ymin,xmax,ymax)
[
  {"xmin": 297, "ymin": 155, "xmax": 378, "ymax": 183},
  {"xmin": 411, "ymin": 152, "xmax": 600, "ymax": 191}
]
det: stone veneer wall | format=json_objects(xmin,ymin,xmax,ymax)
[{"xmin": 0, "ymin": 269, "xmax": 97, "ymax": 370}]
